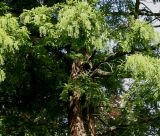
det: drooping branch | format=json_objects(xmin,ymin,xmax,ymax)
[{"xmin": 140, "ymin": 2, "xmax": 152, "ymax": 12}]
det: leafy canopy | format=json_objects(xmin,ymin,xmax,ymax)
[{"xmin": 0, "ymin": 0, "xmax": 160, "ymax": 136}]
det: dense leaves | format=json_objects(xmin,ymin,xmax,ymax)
[{"xmin": 0, "ymin": 0, "xmax": 160, "ymax": 136}]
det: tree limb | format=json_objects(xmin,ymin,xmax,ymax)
[
  {"xmin": 107, "ymin": 11, "xmax": 160, "ymax": 17},
  {"xmin": 135, "ymin": 0, "xmax": 140, "ymax": 19},
  {"xmin": 97, "ymin": 114, "xmax": 160, "ymax": 135},
  {"xmin": 88, "ymin": 49, "xmax": 97, "ymax": 61},
  {"xmin": 154, "ymin": 25, "xmax": 160, "ymax": 27},
  {"xmin": 92, "ymin": 43, "xmax": 160, "ymax": 72},
  {"xmin": 95, "ymin": 115, "xmax": 107, "ymax": 126},
  {"xmin": 91, "ymin": 68, "xmax": 112, "ymax": 77},
  {"xmin": 139, "ymin": 11, "xmax": 160, "ymax": 16}
]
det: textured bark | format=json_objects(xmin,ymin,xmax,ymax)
[
  {"xmin": 69, "ymin": 90, "xmax": 87, "ymax": 136},
  {"xmin": 69, "ymin": 59, "xmax": 87, "ymax": 136},
  {"xmin": 69, "ymin": 59, "xmax": 96, "ymax": 136},
  {"xmin": 83, "ymin": 105, "xmax": 96, "ymax": 136}
]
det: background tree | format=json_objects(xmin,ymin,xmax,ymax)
[{"xmin": 0, "ymin": 0, "xmax": 160, "ymax": 136}]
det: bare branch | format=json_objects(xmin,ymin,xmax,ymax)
[
  {"xmin": 139, "ymin": 11, "xmax": 160, "ymax": 16},
  {"xmin": 107, "ymin": 11, "xmax": 160, "ymax": 17},
  {"xmin": 140, "ymin": 2, "xmax": 153, "ymax": 13},
  {"xmin": 154, "ymin": 25, "xmax": 160, "ymax": 27},
  {"xmin": 91, "ymin": 69, "xmax": 112, "ymax": 77}
]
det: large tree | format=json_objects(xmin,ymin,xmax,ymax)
[{"xmin": 0, "ymin": 0, "xmax": 160, "ymax": 136}]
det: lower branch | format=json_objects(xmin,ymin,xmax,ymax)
[{"xmin": 91, "ymin": 69, "xmax": 112, "ymax": 77}]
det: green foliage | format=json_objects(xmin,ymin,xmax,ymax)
[
  {"xmin": 60, "ymin": 73, "xmax": 108, "ymax": 107},
  {"xmin": 0, "ymin": 0, "xmax": 160, "ymax": 136},
  {"xmin": 19, "ymin": 2, "xmax": 108, "ymax": 52},
  {"xmin": 20, "ymin": 6, "xmax": 54, "ymax": 26},
  {"xmin": 117, "ymin": 19, "xmax": 159, "ymax": 52},
  {"xmin": 0, "ymin": 2, "xmax": 10, "ymax": 15},
  {"xmin": 0, "ymin": 14, "xmax": 29, "ymax": 81},
  {"xmin": 125, "ymin": 54, "xmax": 160, "ymax": 87},
  {"xmin": 122, "ymin": 54, "xmax": 160, "ymax": 110},
  {"xmin": 118, "ymin": 54, "xmax": 160, "ymax": 136},
  {"xmin": 57, "ymin": 1, "xmax": 108, "ymax": 51}
]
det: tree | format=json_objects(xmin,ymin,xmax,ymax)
[{"xmin": 0, "ymin": 0, "xmax": 160, "ymax": 136}]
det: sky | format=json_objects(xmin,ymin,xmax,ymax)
[
  {"xmin": 142, "ymin": 0, "xmax": 160, "ymax": 12},
  {"xmin": 140, "ymin": 0, "xmax": 160, "ymax": 31}
]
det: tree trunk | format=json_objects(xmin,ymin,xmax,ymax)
[
  {"xmin": 69, "ymin": 90, "xmax": 87, "ymax": 136},
  {"xmin": 83, "ymin": 104, "xmax": 96, "ymax": 136},
  {"xmin": 69, "ymin": 59, "xmax": 96, "ymax": 136}
]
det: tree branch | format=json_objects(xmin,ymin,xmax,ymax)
[
  {"xmin": 135, "ymin": 0, "xmax": 140, "ymax": 19},
  {"xmin": 154, "ymin": 25, "xmax": 160, "ymax": 27},
  {"xmin": 139, "ymin": 11, "xmax": 160, "ymax": 16},
  {"xmin": 97, "ymin": 114, "xmax": 160, "ymax": 136},
  {"xmin": 91, "ymin": 68, "xmax": 112, "ymax": 77},
  {"xmin": 95, "ymin": 115, "xmax": 107, "ymax": 126},
  {"xmin": 88, "ymin": 49, "xmax": 97, "ymax": 61},
  {"xmin": 107, "ymin": 11, "xmax": 160, "ymax": 17},
  {"xmin": 140, "ymin": 2, "xmax": 153, "ymax": 13},
  {"xmin": 92, "ymin": 43, "xmax": 160, "ymax": 72}
]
